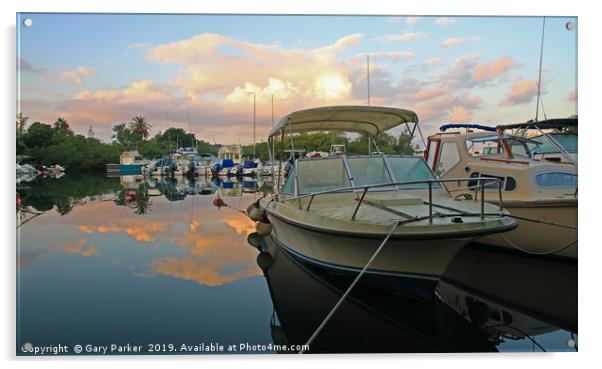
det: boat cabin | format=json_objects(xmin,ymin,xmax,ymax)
[{"xmin": 425, "ymin": 130, "xmax": 577, "ymax": 199}]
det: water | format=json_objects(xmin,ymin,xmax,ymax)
[{"xmin": 16, "ymin": 174, "xmax": 577, "ymax": 355}]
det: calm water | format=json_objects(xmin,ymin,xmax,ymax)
[{"xmin": 16, "ymin": 174, "xmax": 577, "ymax": 355}]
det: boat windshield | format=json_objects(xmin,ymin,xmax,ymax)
[
  {"xmin": 282, "ymin": 156, "xmax": 438, "ymax": 195},
  {"xmin": 529, "ymin": 133, "xmax": 578, "ymax": 154},
  {"xmin": 465, "ymin": 135, "xmax": 534, "ymax": 158}
]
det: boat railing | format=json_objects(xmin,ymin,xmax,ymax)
[{"xmin": 279, "ymin": 177, "xmax": 504, "ymax": 223}]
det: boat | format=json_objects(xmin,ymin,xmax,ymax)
[
  {"xmin": 106, "ymin": 150, "xmax": 147, "ymax": 174},
  {"xmin": 428, "ymin": 122, "xmax": 577, "ymax": 258},
  {"xmin": 239, "ymin": 157, "xmax": 262, "ymax": 177},
  {"xmin": 254, "ymin": 106, "xmax": 517, "ymax": 280},
  {"xmin": 211, "ymin": 145, "xmax": 242, "ymax": 176},
  {"xmin": 171, "ymin": 147, "xmax": 198, "ymax": 176},
  {"xmin": 195, "ymin": 152, "xmax": 218, "ymax": 176}
]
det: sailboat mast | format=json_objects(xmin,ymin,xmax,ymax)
[
  {"xmin": 535, "ymin": 17, "xmax": 546, "ymax": 122},
  {"xmin": 367, "ymin": 54, "xmax": 371, "ymax": 155}
]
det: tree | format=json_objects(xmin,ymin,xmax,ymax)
[
  {"xmin": 53, "ymin": 117, "xmax": 74, "ymax": 138},
  {"xmin": 112, "ymin": 123, "xmax": 133, "ymax": 146},
  {"xmin": 16, "ymin": 112, "xmax": 29, "ymax": 135},
  {"xmin": 129, "ymin": 116, "xmax": 151, "ymax": 140},
  {"xmin": 23, "ymin": 122, "xmax": 55, "ymax": 148}
]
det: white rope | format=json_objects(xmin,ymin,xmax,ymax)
[
  {"xmin": 499, "ymin": 233, "xmax": 577, "ymax": 256},
  {"xmin": 299, "ymin": 220, "xmax": 400, "ymax": 354}
]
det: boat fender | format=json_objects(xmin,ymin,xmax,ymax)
[
  {"xmin": 248, "ymin": 207, "xmax": 265, "ymax": 222},
  {"xmin": 256, "ymin": 252, "xmax": 273, "ymax": 270},
  {"xmin": 255, "ymin": 221, "xmax": 272, "ymax": 236},
  {"xmin": 247, "ymin": 232, "xmax": 264, "ymax": 249}
]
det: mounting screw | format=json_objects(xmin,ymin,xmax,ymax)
[
  {"xmin": 23, "ymin": 18, "xmax": 33, "ymax": 27},
  {"xmin": 567, "ymin": 339, "xmax": 576, "ymax": 348}
]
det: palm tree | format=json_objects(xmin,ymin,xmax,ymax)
[
  {"xmin": 129, "ymin": 116, "xmax": 152, "ymax": 140},
  {"xmin": 16, "ymin": 112, "xmax": 29, "ymax": 135}
]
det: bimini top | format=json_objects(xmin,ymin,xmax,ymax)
[
  {"xmin": 268, "ymin": 106, "xmax": 418, "ymax": 139},
  {"xmin": 498, "ymin": 118, "xmax": 577, "ymax": 130}
]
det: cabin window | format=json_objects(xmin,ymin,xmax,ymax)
[
  {"xmin": 505, "ymin": 177, "xmax": 517, "ymax": 191},
  {"xmin": 534, "ymin": 172, "xmax": 577, "ymax": 188},
  {"xmin": 468, "ymin": 172, "xmax": 507, "ymax": 190},
  {"xmin": 436, "ymin": 143, "xmax": 460, "ymax": 176},
  {"xmin": 426, "ymin": 140, "xmax": 438, "ymax": 169}
]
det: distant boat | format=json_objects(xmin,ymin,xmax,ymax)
[{"xmin": 107, "ymin": 150, "xmax": 146, "ymax": 174}]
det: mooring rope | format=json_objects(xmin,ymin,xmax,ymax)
[
  {"xmin": 504, "ymin": 213, "xmax": 577, "ymax": 230},
  {"xmin": 299, "ymin": 220, "xmax": 401, "ymax": 354},
  {"xmin": 499, "ymin": 233, "xmax": 577, "ymax": 256}
]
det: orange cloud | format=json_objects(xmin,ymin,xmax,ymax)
[
  {"xmin": 568, "ymin": 90, "xmax": 577, "ymax": 101},
  {"xmin": 152, "ymin": 257, "xmax": 258, "ymax": 287},
  {"xmin": 79, "ymin": 221, "xmax": 167, "ymax": 242},
  {"xmin": 472, "ymin": 56, "xmax": 515, "ymax": 81},
  {"xmin": 63, "ymin": 238, "xmax": 99, "ymax": 257},
  {"xmin": 499, "ymin": 78, "xmax": 539, "ymax": 106},
  {"xmin": 60, "ymin": 66, "xmax": 94, "ymax": 85},
  {"xmin": 448, "ymin": 106, "xmax": 472, "ymax": 122},
  {"xmin": 441, "ymin": 37, "xmax": 463, "ymax": 48}
]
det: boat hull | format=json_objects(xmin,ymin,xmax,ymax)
[
  {"xmin": 266, "ymin": 214, "xmax": 470, "ymax": 280},
  {"xmin": 478, "ymin": 200, "xmax": 577, "ymax": 258}
]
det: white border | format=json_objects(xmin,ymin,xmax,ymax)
[{"xmin": 2, "ymin": 1, "xmax": 599, "ymax": 368}]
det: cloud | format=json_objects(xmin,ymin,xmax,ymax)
[
  {"xmin": 438, "ymin": 55, "xmax": 516, "ymax": 89},
  {"xmin": 441, "ymin": 37, "xmax": 463, "ymax": 48},
  {"xmin": 472, "ymin": 56, "xmax": 516, "ymax": 81},
  {"xmin": 63, "ymin": 238, "xmax": 99, "ymax": 257},
  {"xmin": 448, "ymin": 106, "xmax": 472, "ymax": 122},
  {"xmin": 60, "ymin": 66, "xmax": 95, "ymax": 85},
  {"xmin": 78, "ymin": 220, "xmax": 168, "ymax": 242},
  {"xmin": 499, "ymin": 78, "xmax": 539, "ymax": 106},
  {"xmin": 568, "ymin": 90, "xmax": 577, "ymax": 101},
  {"xmin": 375, "ymin": 32, "xmax": 425, "ymax": 42},
  {"xmin": 369, "ymin": 50, "xmax": 415, "ymax": 61},
  {"xmin": 406, "ymin": 16, "xmax": 422, "ymax": 26},
  {"xmin": 436, "ymin": 17, "xmax": 457, "ymax": 26},
  {"xmin": 18, "ymin": 57, "xmax": 45, "ymax": 74},
  {"xmin": 471, "ymin": 36, "xmax": 481, "ymax": 43}
]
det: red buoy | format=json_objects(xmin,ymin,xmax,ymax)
[
  {"xmin": 213, "ymin": 198, "xmax": 225, "ymax": 208},
  {"xmin": 16, "ymin": 196, "xmax": 21, "ymax": 206},
  {"xmin": 127, "ymin": 191, "xmax": 137, "ymax": 200}
]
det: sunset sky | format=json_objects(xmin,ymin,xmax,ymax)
[{"xmin": 17, "ymin": 13, "xmax": 577, "ymax": 145}]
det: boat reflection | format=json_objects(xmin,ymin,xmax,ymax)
[
  {"xmin": 437, "ymin": 244, "xmax": 577, "ymax": 350},
  {"xmin": 251, "ymin": 235, "xmax": 577, "ymax": 353}
]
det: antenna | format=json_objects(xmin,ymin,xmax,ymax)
[
  {"xmin": 366, "ymin": 54, "xmax": 371, "ymax": 106},
  {"xmin": 186, "ymin": 110, "xmax": 193, "ymax": 147},
  {"xmin": 271, "ymin": 94, "xmax": 274, "ymax": 127},
  {"xmin": 535, "ymin": 17, "xmax": 546, "ymax": 122},
  {"xmin": 253, "ymin": 94, "xmax": 256, "ymax": 156}
]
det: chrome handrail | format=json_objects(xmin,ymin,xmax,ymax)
[{"xmin": 280, "ymin": 177, "xmax": 503, "ymax": 222}]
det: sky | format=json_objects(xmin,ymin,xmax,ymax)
[{"xmin": 17, "ymin": 13, "xmax": 578, "ymax": 145}]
